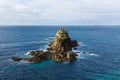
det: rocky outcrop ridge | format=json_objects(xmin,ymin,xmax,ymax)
[{"xmin": 11, "ymin": 27, "xmax": 78, "ymax": 63}]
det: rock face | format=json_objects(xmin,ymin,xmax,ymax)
[
  {"xmin": 11, "ymin": 27, "xmax": 79, "ymax": 63},
  {"xmin": 48, "ymin": 27, "xmax": 78, "ymax": 52}
]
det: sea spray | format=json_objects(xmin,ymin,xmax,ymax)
[{"xmin": 78, "ymin": 42, "xmax": 86, "ymax": 47}]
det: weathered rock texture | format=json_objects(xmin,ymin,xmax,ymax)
[
  {"xmin": 11, "ymin": 27, "xmax": 78, "ymax": 63},
  {"xmin": 47, "ymin": 27, "xmax": 78, "ymax": 52}
]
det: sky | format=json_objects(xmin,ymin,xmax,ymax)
[{"xmin": 0, "ymin": 0, "xmax": 120, "ymax": 25}]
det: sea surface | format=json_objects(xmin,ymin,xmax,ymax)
[{"xmin": 0, "ymin": 26, "xmax": 120, "ymax": 80}]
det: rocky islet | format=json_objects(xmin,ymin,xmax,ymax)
[{"xmin": 11, "ymin": 27, "xmax": 79, "ymax": 62}]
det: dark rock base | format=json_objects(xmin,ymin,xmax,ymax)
[{"xmin": 11, "ymin": 50, "xmax": 78, "ymax": 63}]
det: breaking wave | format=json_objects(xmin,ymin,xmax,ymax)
[
  {"xmin": 76, "ymin": 51, "xmax": 99, "ymax": 59},
  {"xmin": 89, "ymin": 53, "xmax": 99, "ymax": 57},
  {"xmin": 78, "ymin": 42, "xmax": 86, "ymax": 47}
]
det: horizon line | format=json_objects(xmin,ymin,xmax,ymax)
[{"xmin": 0, "ymin": 24, "xmax": 120, "ymax": 26}]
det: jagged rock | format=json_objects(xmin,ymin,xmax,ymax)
[
  {"xmin": 48, "ymin": 27, "xmax": 78, "ymax": 52},
  {"xmin": 11, "ymin": 57, "xmax": 22, "ymax": 61},
  {"xmin": 28, "ymin": 50, "xmax": 43, "ymax": 57},
  {"xmin": 73, "ymin": 47, "xmax": 77, "ymax": 50},
  {"xmin": 11, "ymin": 27, "xmax": 79, "ymax": 63},
  {"xmin": 23, "ymin": 57, "xmax": 44, "ymax": 62},
  {"xmin": 11, "ymin": 55, "xmax": 46, "ymax": 62}
]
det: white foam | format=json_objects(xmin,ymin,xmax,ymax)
[
  {"xmin": 25, "ymin": 50, "xmax": 36, "ymax": 55},
  {"xmin": 72, "ymin": 50, "xmax": 80, "ymax": 53},
  {"xmin": 25, "ymin": 43, "xmax": 48, "ymax": 56},
  {"xmin": 25, "ymin": 51, "xmax": 30, "ymax": 55},
  {"xmin": 76, "ymin": 50, "xmax": 99, "ymax": 60},
  {"xmin": 78, "ymin": 42, "xmax": 86, "ymax": 46},
  {"xmin": 44, "ymin": 37, "xmax": 54, "ymax": 41},
  {"xmin": 76, "ymin": 53, "xmax": 86, "ymax": 59},
  {"xmin": 39, "ymin": 48, "xmax": 47, "ymax": 52},
  {"xmin": 89, "ymin": 53, "xmax": 99, "ymax": 57}
]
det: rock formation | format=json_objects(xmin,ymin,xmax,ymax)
[
  {"xmin": 47, "ymin": 27, "xmax": 78, "ymax": 52},
  {"xmin": 11, "ymin": 27, "xmax": 79, "ymax": 63}
]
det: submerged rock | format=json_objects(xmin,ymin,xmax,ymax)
[
  {"xmin": 11, "ymin": 57, "xmax": 22, "ymax": 61},
  {"xmin": 11, "ymin": 27, "xmax": 79, "ymax": 63}
]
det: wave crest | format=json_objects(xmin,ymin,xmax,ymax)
[{"xmin": 78, "ymin": 42, "xmax": 86, "ymax": 47}]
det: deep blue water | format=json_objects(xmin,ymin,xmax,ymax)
[{"xmin": 0, "ymin": 26, "xmax": 120, "ymax": 80}]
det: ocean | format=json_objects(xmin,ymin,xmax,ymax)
[{"xmin": 0, "ymin": 26, "xmax": 120, "ymax": 80}]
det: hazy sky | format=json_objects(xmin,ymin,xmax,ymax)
[{"xmin": 0, "ymin": 0, "xmax": 120, "ymax": 25}]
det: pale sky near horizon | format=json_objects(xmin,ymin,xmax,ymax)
[{"xmin": 0, "ymin": 0, "xmax": 120, "ymax": 25}]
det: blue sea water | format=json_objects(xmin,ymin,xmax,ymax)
[{"xmin": 0, "ymin": 26, "xmax": 120, "ymax": 80}]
